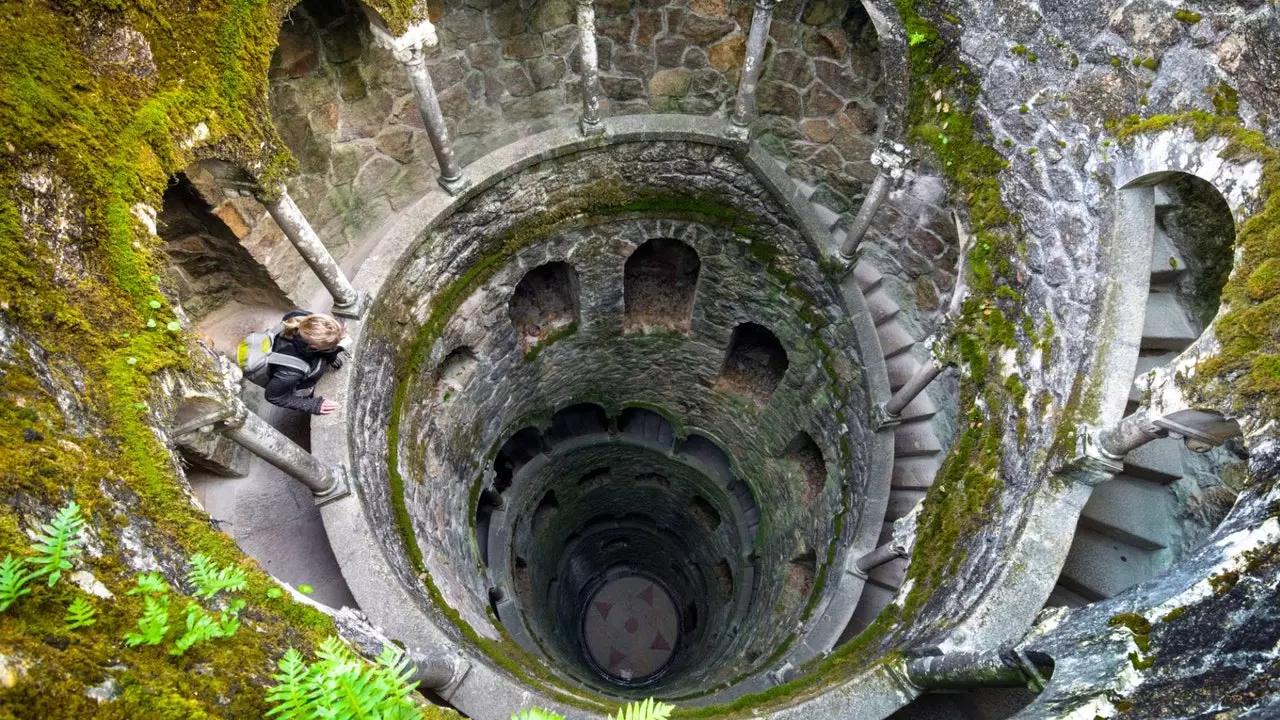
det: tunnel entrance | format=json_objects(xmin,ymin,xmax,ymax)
[{"xmin": 481, "ymin": 411, "xmax": 764, "ymax": 696}]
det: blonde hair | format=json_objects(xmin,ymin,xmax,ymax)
[{"xmin": 282, "ymin": 314, "xmax": 345, "ymax": 351}]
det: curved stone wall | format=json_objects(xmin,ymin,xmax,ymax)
[{"xmin": 329, "ymin": 127, "xmax": 889, "ymax": 706}]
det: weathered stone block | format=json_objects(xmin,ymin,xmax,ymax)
[
  {"xmin": 707, "ymin": 35, "xmax": 745, "ymax": 71},
  {"xmin": 271, "ymin": 18, "xmax": 319, "ymax": 79},
  {"xmin": 649, "ymin": 68, "xmax": 692, "ymax": 97},
  {"xmin": 758, "ymin": 81, "xmax": 803, "ymax": 117},
  {"xmin": 335, "ymin": 63, "xmax": 367, "ymax": 101},
  {"xmin": 801, "ymin": 0, "xmax": 840, "ymax": 25},
  {"xmin": 503, "ymin": 33, "xmax": 547, "ymax": 60},
  {"xmin": 526, "ymin": 56, "xmax": 565, "ymax": 90},
  {"xmin": 600, "ymin": 75, "xmax": 647, "ymax": 101},
  {"xmin": 680, "ymin": 15, "xmax": 735, "ymax": 45},
  {"xmin": 489, "ymin": 3, "xmax": 526, "ymax": 37},
  {"xmin": 803, "ymin": 27, "xmax": 847, "ymax": 59}
]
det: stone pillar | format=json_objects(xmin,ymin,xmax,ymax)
[
  {"xmin": 401, "ymin": 44, "xmax": 470, "ymax": 195},
  {"xmin": 840, "ymin": 141, "xmax": 912, "ymax": 259},
  {"xmin": 906, "ymin": 649, "xmax": 1051, "ymax": 691},
  {"xmin": 217, "ymin": 397, "xmax": 350, "ymax": 504},
  {"xmin": 725, "ymin": 0, "xmax": 779, "ymax": 140},
  {"xmin": 854, "ymin": 542, "xmax": 902, "ymax": 574},
  {"xmin": 258, "ymin": 187, "xmax": 368, "ymax": 319},
  {"xmin": 367, "ymin": 18, "xmax": 469, "ymax": 195},
  {"xmin": 884, "ymin": 361, "xmax": 944, "ymax": 418},
  {"xmin": 576, "ymin": 0, "xmax": 605, "ymax": 136},
  {"xmin": 412, "ymin": 649, "xmax": 470, "ymax": 691},
  {"xmin": 1095, "ymin": 408, "xmax": 1165, "ymax": 459}
]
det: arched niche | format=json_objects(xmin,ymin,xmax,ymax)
[
  {"xmin": 509, "ymin": 261, "xmax": 580, "ymax": 355},
  {"xmin": 624, "ymin": 238, "xmax": 701, "ymax": 333},
  {"xmin": 718, "ymin": 322, "xmax": 789, "ymax": 403}
]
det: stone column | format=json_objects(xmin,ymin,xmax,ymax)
[
  {"xmin": 725, "ymin": 0, "xmax": 779, "ymax": 140},
  {"xmin": 258, "ymin": 187, "xmax": 368, "ymax": 319},
  {"xmin": 401, "ymin": 44, "xmax": 470, "ymax": 195},
  {"xmin": 576, "ymin": 0, "xmax": 605, "ymax": 136},
  {"xmin": 840, "ymin": 141, "xmax": 912, "ymax": 259},
  {"xmin": 854, "ymin": 542, "xmax": 902, "ymax": 574},
  {"xmin": 217, "ymin": 397, "xmax": 350, "ymax": 504},
  {"xmin": 906, "ymin": 649, "xmax": 1051, "ymax": 691},
  {"xmin": 1095, "ymin": 408, "xmax": 1165, "ymax": 459},
  {"xmin": 883, "ymin": 362, "xmax": 943, "ymax": 417}
]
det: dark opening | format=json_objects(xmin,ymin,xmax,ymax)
[
  {"xmin": 547, "ymin": 403, "xmax": 609, "ymax": 444},
  {"xmin": 509, "ymin": 262, "xmax": 580, "ymax": 354},
  {"xmin": 719, "ymin": 322, "xmax": 789, "ymax": 403},
  {"xmin": 494, "ymin": 427, "xmax": 546, "ymax": 491},
  {"xmin": 624, "ymin": 238, "xmax": 701, "ymax": 332}
]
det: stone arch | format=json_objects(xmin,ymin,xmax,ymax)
[
  {"xmin": 623, "ymin": 238, "xmax": 701, "ymax": 333},
  {"xmin": 436, "ymin": 346, "xmax": 478, "ymax": 402},
  {"xmin": 509, "ymin": 261, "xmax": 580, "ymax": 355},
  {"xmin": 546, "ymin": 403, "xmax": 609, "ymax": 444},
  {"xmin": 493, "ymin": 427, "xmax": 547, "ymax": 491},
  {"xmin": 719, "ymin": 322, "xmax": 789, "ymax": 402}
]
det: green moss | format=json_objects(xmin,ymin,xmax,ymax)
[
  {"xmin": 1161, "ymin": 606, "xmax": 1188, "ymax": 622},
  {"xmin": 522, "ymin": 322, "xmax": 579, "ymax": 362},
  {"xmin": 1010, "ymin": 44, "xmax": 1028, "ymax": 56},
  {"xmin": 1117, "ymin": 113, "xmax": 1280, "ymax": 421},
  {"xmin": 1208, "ymin": 81, "xmax": 1240, "ymax": 116},
  {"xmin": 1209, "ymin": 569, "xmax": 1239, "ymax": 595},
  {"xmin": 1175, "ymin": 9, "xmax": 1203, "ymax": 23},
  {"xmin": 0, "ymin": 0, "xmax": 364, "ymax": 713}
]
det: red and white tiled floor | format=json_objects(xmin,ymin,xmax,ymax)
[{"xmin": 583, "ymin": 575, "xmax": 679, "ymax": 682}]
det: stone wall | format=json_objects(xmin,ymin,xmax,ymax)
[
  {"xmin": 347, "ymin": 139, "xmax": 879, "ymax": 699},
  {"xmin": 158, "ymin": 179, "xmax": 292, "ymax": 319}
]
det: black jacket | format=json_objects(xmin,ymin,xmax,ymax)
[{"xmin": 263, "ymin": 310, "xmax": 343, "ymax": 414}]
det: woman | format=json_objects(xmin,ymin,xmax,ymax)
[{"xmin": 263, "ymin": 310, "xmax": 347, "ymax": 415}]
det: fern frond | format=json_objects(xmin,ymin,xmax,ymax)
[
  {"xmin": 64, "ymin": 595, "xmax": 97, "ymax": 630},
  {"xmin": 186, "ymin": 554, "xmax": 248, "ymax": 600},
  {"xmin": 609, "ymin": 698, "xmax": 675, "ymax": 720},
  {"xmin": 265, "ymin": 648, "xmax": 313, "ymax": 719},
  {"xmin": 0, "ymin": 554, "xmax": 35, "ymax": 612},
  {"xmin": 128, "ymin": 571, "xmax": 169, "ymax": 596},
  {"xmin": 124, "ymin": 594, "xmax": 170, "ymax": 647},
  {"xmin": 512, "ymin": 708, "xmax": 566, "ymax": 720},
  {"xmin": 375, "ymin": 645, "xmax": 419, "ymax": 705},
  {"xmin": 171, "ymin": 602, "xmax": 223, "ymax": 656},
  {"xmin": 26, "ymin": 501, "xmax": 86, "ymax": 587}
]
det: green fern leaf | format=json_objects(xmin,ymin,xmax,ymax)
[
  {"xmin": 171, "ymin": 602, "xmax": 223, "ymax": 656},
  {"xmin": 512, "ymin": 709, "xmax": 566, "ymax": 720},
  {"xmin": 0, "ymin": 554, "xmax": 35, "ymax": 612},
  {"xmin": 128, "ymin": 572, "xmax": 169, "ymax": 596},
  {"xmin": 26, "ymin": 501, "xmax": 86, "ymax": 587},
  {"xmin": 609, "ymin": 698, "xmax": 674, "ymax": 720},
  {"xmin": 124, "ymin": 594, "xmax": 170, "ymax": 647},
  {"xmin": 64, "ymin": 596, "xmax": 97, "ymax": 630},
  {"xmin": 265, "ymin": 649, "xmax": 311, "ymax": 719},
  {"xmin": 186, "ymin": 554, "xmax": 248, "ymax": 600}
]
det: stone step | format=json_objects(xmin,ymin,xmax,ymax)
[
  {"xmin": 1044, "ymin": 583, "xmax": 1093, "ymax": 609},
  {"xmin": 1059, "ymin": 527, "xmax": 1169, "ymax": 600},
  {"xmin": 1154, "ymin": 185, "xmax": 1176, "ymax": 210},
  {"xmin": 854, "ymin": 262, "xmax": 884, "ymax": 293},
  {"xmin": 811, "ymin": 202, "xmax": 841, "ymax": 232},
  {"xmin": 1129, "ymin": 351, "xmax": 1181, "ymax": 403},
  {"xmin": 879, "ymin": 521, "xmax": 895, "ymax": 545},
  {"xmin": 1080, "ymin": 475, "xmax": 1174, "ymax": 550},
  {"xmin": 868, "ymin": 556, "xmax": 909, "ymax": 589},
  {"xmin": 1140, "ymin": 292, "xmax": 1199, "ymax": 351},
  {"xmin": 830, "ymin": 226, "xmax": 848, "ymax": 251},
  {"xmin": 894, "ymin": 419, "xmax": 943, "ymax": 458},
  {"xmin": 886, "ymin": 353, "xmax": 922, "ymax": 391},
  {"xmin": 897, "ymin": 391, "xmax": 938, "ymax": 422},
  {"xmin": 846, "ymin": 582, "xmax": 896, "ymax": 636},
  {"xmin": 1123, "ymin": 436, "xmax": 1184, "ymax": 484},
  {"xmin": 886, "ymin": 488, "xmax": 926, "ymax": 520},
  {"xmin": 892, "ymin": 456, "xmax": 941, "ymax": 489},
  {"xmin": 877, "ymin": 320, "xmax": 916, "ymax": 360},
  {"xmin": 1149, "ymin": 226, "xmax": 1187, "ymax": 284},
  {"xmin": 792, "ymin": 178, "xmax": 817, "ymax": 200},
  {"xmin": 863, "ymin": 286, "xmax": 901, "ymax": 326}
]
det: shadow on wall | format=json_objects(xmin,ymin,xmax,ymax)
[
  {"xmin": 509, "ymin": 261, "xmax": 581, "ymax": 355},
  {"xmin": 624, "ymin": 237, "xmax": 701, "ymax": 333},
  {"xmin": 159, "ymin": 176, "xmax": 292, "ymax": 320},
  {"xmin": 718, "ymin": 322, "xmax": 789, "ymax": 403}
]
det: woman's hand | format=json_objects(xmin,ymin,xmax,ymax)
[{"xmin": 319, "ymin": 399, "xmax": 341, "ymax": 414}]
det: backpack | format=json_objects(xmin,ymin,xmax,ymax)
[{"xmin": 237, "ymin": 324, "xmax": 313, "ymax": 387}]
